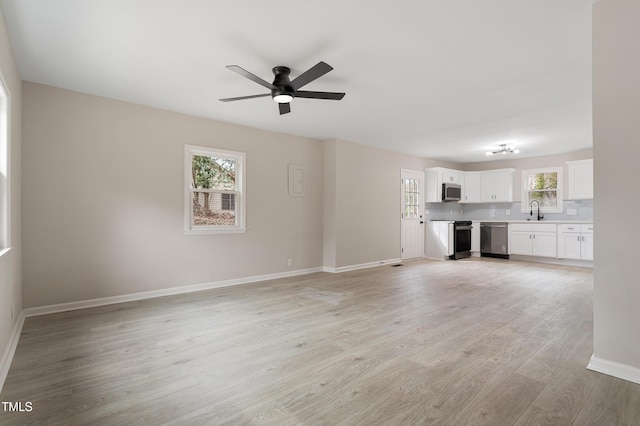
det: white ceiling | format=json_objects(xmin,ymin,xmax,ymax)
[{"xmin": 0, "ymin": 0, "xmax": 595, "ymax": 163}]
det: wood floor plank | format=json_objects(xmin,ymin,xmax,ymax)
[{"xmin": 2, "ymin": 258, "xmax": 639, "ymax": 425}]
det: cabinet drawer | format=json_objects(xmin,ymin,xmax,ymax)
[
  {"xmin": 581, "ymin": 224, "xmax": 594, "ymax": 233},
  {"xmin": 509, "ymin": 223, "xmax": 531, "ymax": 232},
  {"xmin": 558, "ymin": 224, "xmax": 581, "ymax": 233},
  {"xmin": 510, "ymin": 223, "xmax": 557, "ymax": 232},
  {"xmin": 534, "ymin": 223, "xmax": 557, "ymax": 232}
]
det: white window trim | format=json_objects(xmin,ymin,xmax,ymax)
[
  {"xmin": 521, "ymin": 166, "xmax": 564, "ymax": 214},
  {"xmin": 184, "ymin": 145, "xmax": 246, "ymax": 235}
]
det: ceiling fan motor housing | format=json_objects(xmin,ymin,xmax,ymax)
[{"xmin": 272, "ymin": 66, "xmax": 294, "ymax": 99}]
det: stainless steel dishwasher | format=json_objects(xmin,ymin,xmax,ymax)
[{"xmin": 480, "ymin": 222, "xmax": 509, "ymax": 259}]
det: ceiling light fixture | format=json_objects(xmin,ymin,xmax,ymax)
[
  {"xmin": 486, "ymin": 144, "xmax": 520, "ymax": 156},
  {"xmin": 273, "ymin": 94, "xmax": 293, "ymax": 103}
]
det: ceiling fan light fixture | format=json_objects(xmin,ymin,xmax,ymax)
[
  {"xmin": 273, "ymin": 94, "xmax": 293, "ymax": 103},
  {"xmin": 486, "ymin": 144, "xmax": 519, "ymax": 156}
]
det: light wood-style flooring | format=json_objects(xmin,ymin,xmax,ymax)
[{"xmin": 2, "ymin": 258, "xmax": 640, "ymax": 425}]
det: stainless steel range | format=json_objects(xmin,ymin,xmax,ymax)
[{"xmin": 451, "ymin": 220, "xmax": 472, "ymax": 259}]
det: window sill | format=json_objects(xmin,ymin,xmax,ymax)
[{"xmin": 185, "ymin": 228, "xmax": 247, "ymax": 236}]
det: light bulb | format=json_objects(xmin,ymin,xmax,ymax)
[{"xmin": 273, "ymin": 94, "xmax": 293, "ymax": 103}]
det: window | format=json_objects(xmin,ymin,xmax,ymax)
[
  {"xmin": 185, "ymin": 145, "xmax": 246, "ymax": 234},
  {"xmin": 403, "ymin": 177, "xmax": 420, "ymax": 219},
  {"xmin": 521, "ymin": 167, "xmax": 563, "ymax": 213},
  {"xmin": 0, "ymin": 75, "xmax": 8, "ymax": 253}
]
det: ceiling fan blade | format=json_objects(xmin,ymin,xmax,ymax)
[
  {"xmin": 279, "ymin": 103, "xmax": 291, "ymax": 115},
  {"xmin": 226, "ymin": 65, "xmax": 276, "ymax": 90},
  {"xmin": 290, "ymin": 61, "xmax": 333, "ymax": 90},
  {"xmin": 219, "ymin": 93, "xmax": 271, "ymax": 102},
  {"xmin": 294, "ymin": 91, "xmax": 345, "ymax": 100}
]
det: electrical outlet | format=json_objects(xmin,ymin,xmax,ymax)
[
  {"xmin": 506, "ymin": 209, "xmax": 511, "ymax": 216},
  {"xmin": 287, "ymin": 258, "xmax": 293, "ymax": 267},
  {"xmin": 567, "ymin": 209, "xmax": 577, "ymax": 216},
  {"xmin": 449, "ymin": 210, "xmax": 453, "ymax": 215}
]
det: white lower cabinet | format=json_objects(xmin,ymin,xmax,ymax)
[
  {"xmin": 557, "ymin": 224, "xmax": 593, "ymax": 260},
  {"xmin": 508, "ymin": 223, "xmax": 557, "ymax": 257},
  {"xmin": 471, "ymin": 221, "xmax": 481, "ymax": 253}
]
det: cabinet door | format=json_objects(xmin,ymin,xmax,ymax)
[
  {"xmin": 532, "ymin": 232, "xmax": 557, "ymax": 257},
  {"xmin": 509, "ymin": 231, "xmax": 532, "ymax": 255},
  {"xmin": 480, "ymin": 173, "xmax": 495, "ymax": 202},
  {"xmin": 424, "ymin": 169, "xmax": 441, "ymax": 202},
  {"xmin": 471, "ymin": 221, "xmax": 480, "ymax": 252},
  {"xmin": 442, "ymin": 170, "xmax": 460, "ymax": 184},
  {"xmin": 558, "ymin": 233, "xmax": 582, "ymax": 259},
  {"xmin": 582, "ymin": 233, "xmax": 594, "ymax": 260},
  {"xmin": 463, "ymin": 173, "xmax": 482, "ymax": 203},
  {"xmin": 492, "ymin": 171, "xmax": 514, "ymax": 202},
  {"xmin": 568, "ymin": 160, "xmax": 593, "ymax": 200}
]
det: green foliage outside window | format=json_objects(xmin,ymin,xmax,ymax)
[
  {"xmin": 191, "ymin": 155, "xmax": 236, "ymax": 190},
  {"xmin": 191, "ymin": 155, "xmax": 237, "ymax": 226},
  {"xmin": 527, "ymin": 172, "xmax": 558, "ymax": 207}
]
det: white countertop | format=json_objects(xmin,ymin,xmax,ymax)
[
  {"xmin": 470, "ymin": 220, "xmax": 592, "ymax": 224},
  {"xmin": 430, "ymin": 219, "xmax": 593, "ymax": 224}
]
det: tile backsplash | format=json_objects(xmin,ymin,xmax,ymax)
[{"xmin": 426, "ymin": 199, "xmax": 593, "ymax": 221}]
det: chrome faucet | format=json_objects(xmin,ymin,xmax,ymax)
[{"xmin": 530, "ymin": 200, "xmax": 544, "ymax": 221}]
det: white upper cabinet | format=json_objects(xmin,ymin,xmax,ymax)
[
  {"xmin": 425, "ymin": 167, "xmax": 462, "ymax": 202},
  {"xmin": 480, "ymin": 169, "xmax": 514, "ymax": 202},
  {"xmin": 567, "ymin": 159, "xmax": 593, "ymax": 200},
  {"xmin": 428, "ymin": 167, "xmax": 513, "ymax": 203},
  {"xmin": 442, "ymin": 169, "xmax": 461, "ymax": 184},
  {"xmin": 462, "ymin": 173, "xmax": 482, "ymax": 203}
]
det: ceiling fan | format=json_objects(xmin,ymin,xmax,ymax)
[{"xmin": 219, "ymin": 61, "xmax": 345, "ymax": 115}]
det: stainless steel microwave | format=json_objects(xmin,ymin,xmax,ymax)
[{"xmin": 442, "ymin": 182, "xmax": 462, "ymax": 201}]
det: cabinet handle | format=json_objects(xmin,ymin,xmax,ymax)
[{"xmin": 577, "ymin": 236, "xmax": 580, "ymax": 242}]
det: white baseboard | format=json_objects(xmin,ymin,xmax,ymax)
[
  {"xmin": 587, "ymin": 354, "xmax": 640, "ymax": 385},
  {"xmin": 0, "ymin": 310, "xmax": 25, "ymax": 393},
  {"xmin": 23, "ymin": 266, "xmax": 324, "ymax": 318},
  {"xmin": 508, "ymin": 254, "xmax": 593, "ymax": 268},
  {"xmin": 322, "ymin": 258, "xmax": 402, "ymax": 273}
]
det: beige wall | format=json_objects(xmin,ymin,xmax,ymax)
[
  {"xmin": 22, "ymin": 83, "xmax": 325, "ymax": 307},
  {"xmin": 22, "ymin": 82, "xmax": 450, "ymax": 307},
  {"xmin": 0, "ymin": 7, "xmax": 22, "ymax": 375},
  {"xmin": 461, "ymin": 149, "xmax": 593, "ymax": 202},
  {"xmin": 324, "ymin": 139, "xmax": 426, "ymax": 268},
  {"xmin": 592, "ymin": 0, "xmax": 640, "ymax": 371}
]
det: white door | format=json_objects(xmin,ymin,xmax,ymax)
[{"xmin": 401, "ymin": 169, "xmax": 424, "ymax": 260}]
